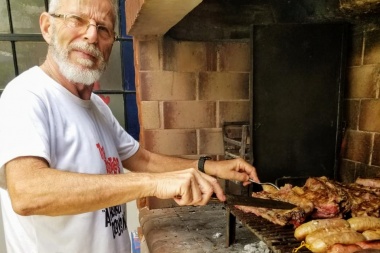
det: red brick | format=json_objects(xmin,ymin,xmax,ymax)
[
  {"xmin": 205, "ymin": 42, "xmax": 218, "ymax": 71},
  {"xmin": 163, "ymin": 39, "xmax": 207, "ymax": 72},
  {"xmin": 219, "ymin": 101, "xmax": 250, "ymax": 126},
  {"xmin": 364, "ymin": 165, "xmax": 380, "ymax": 178},
  {"xmin": 372, "ymin": 133, "xmax": 380, "ymax": 166},
  {"xmin": 364, "ymin": 29, "xmax": 380, "ymax": 65},
  {"xmin": 339, "ymin": 159, "xmax": 358, "ymax": 183},
  {"xmin": 163, "ymin": 101, "xmax": 216, "ymax": 129},
  {"xmin": 343, "ymin": 130, "xmax": 372, "ymax": 164},
  {"xmin": 199, "ymin": 128, "xmax": 224, "ymax": 155},
  {"xmin": 199, "ymin": 72, "xmax": 249, "ymax": 100},
  {"xmin": 143, "ymin": 129, "xmax": 197, "ymax": 155},
  {"xmin": 347, "ymin": 31, "xmax": 364, "ymax": 67},
  {"xmin": 356, "ymin": 163, "xmax": 380, "ymax": 178},
  {"xmin": 360, "ymin": 99, "xmax": 380, "ymax": 132},
  {"xmin": 345, "ymin": 99, "xmax": 360, "ymax": 130},
  {"xmin": 140, "ymin": 101, "xmax": 160, "ymax": 129},
  {"xmin": 138, "ymin": 39, "xmax": 161, "ymax": 71},
  {"xmin": 346, "ymin": 65, "xmax": 379, "ymax": 99},
  {"xmin": 218, "ymin": 42, "xmax": 250, "ymax": 72},
  {"xmin": 140, "ymin": 71, "xmax": 196, "ymax": 101}
]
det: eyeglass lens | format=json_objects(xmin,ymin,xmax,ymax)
[{"xmin": 55, "ymin": 14, "xmax": 114, "ymax": 41}]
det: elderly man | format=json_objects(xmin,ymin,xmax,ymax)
[{"xmin": 0, "ymin": 0, "xmax": 258, "ymax": 252}]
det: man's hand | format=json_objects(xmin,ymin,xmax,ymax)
[
  {"xmin": 153, "ymin": 168, "xmax": 225, "ymax": 206},
  {"xmin": 205, "ymin": 157, "xmax": 259, "ymax": 186}
]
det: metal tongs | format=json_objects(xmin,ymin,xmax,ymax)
[{"xmin": 248, "ymin": 178, "xmax": 279, "ymax": 190}]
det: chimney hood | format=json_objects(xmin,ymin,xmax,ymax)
[{"xmin": 125, "ymin": 0, "xmax": 202, "ymax": 39}]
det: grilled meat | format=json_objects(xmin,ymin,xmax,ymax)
[
  {"xmin": 236, "ymin": 184, "xmax": 314, "ymax": 227},
  {"xmin": 252, "ymin": 184, "xmax": 314, "ymax": 213},
  {"xmin": 327, "ymin": 243, "xmax": 362, "ymax": 253},
  {"xmin": 234, "ymin": 176, "xmax": 380, "ymax": 227},
  {"xmin": 300, "ymin": 177, "xmax": 350, "ymax": 218},
  {"xmin": 327, "ymin": 240, "xmax": 380, "ymax": 253},
  {"xmin": 235, "ymin": 205, "xmax": 308, "ymax": 227},
  {"xmin": 355, "ymin": 178, "xmax": 380, "ymax": 188},
  {"xmin": 344, "ymin": 183, "xmax": 380, "ymax": 217}
]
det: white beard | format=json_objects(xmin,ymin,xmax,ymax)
[{"xmin": 50, "ymin": 26, "xmax": 107, "ymax": 85}]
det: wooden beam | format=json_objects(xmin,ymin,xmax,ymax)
[{"xmin": 125, "ymin": 0, "xmax": 202, "ymax": 38}]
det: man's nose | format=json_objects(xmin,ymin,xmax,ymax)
[{"xmin": 84, "ymin": 23, "xmax": 98, "ymax": 43}]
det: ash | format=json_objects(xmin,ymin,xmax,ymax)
[{"xmin": 242, "ymin": 241, "xmax": 272, "ymax": 253}]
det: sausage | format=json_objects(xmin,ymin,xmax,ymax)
[
  {"xmin": 306, "ymin": 227, "xmax": 355, "ymax": 245},
  {"xmin": 362, "ymin": 230, "xmax": 380, "ymax": 241},
  {"xmin": 327, "ymin": 243, "xmax": 362, "ymax": 253},
  {"xmin": 348, "ymin": 217, "xmax": 380, "ymax": 232},
  {"xmin": 356, "ymin": 240, "xmax": 380, "ymax": 249},
  {"xmin": 294, "ymin": 218, "xmax": 350, "ymax": 240},
  {"xmin": 307, "ymin": 231, "xmax": 365, "ymax": 253},
  {"xmin": 353, "ymin": 250, "xmax": 380, "ymax": 253}
]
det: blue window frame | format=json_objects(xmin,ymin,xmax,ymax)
[
  {"xmin": 0, "ymin": 0, "xmax": 140, "ymax": 140},
  {"xmin": 119, "ymin": 0, "xmax": 139, "ymax": 140}
]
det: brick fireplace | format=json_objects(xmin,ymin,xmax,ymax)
[{"xmin": 125, "ymin": 0, "xmax": 380, "ymax": 208}]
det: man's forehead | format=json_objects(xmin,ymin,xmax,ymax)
[
  {"xmin": 59, "ymin": 0, "xmax": 115, "ymax": 22},
  {"xmin": 60, "ymin": 0, "xmax": 114, "ymax": 14}
]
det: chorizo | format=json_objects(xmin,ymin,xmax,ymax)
[
  {"xmin": 327, "ymin": 243, "xmax": 362, "ymax": 253},
  {"xmin": 355, "ymin": 240, "xmax": 380, "ymax": 249},
  {"xmin": 294, "ymin": 218, "xmax": 350, "ymax": 240}
]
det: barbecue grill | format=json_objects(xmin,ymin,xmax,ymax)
[
  {"xmin": 226, "ymin": 205, "xmax": 312, "ymax": 253},
  {"xmin": 220, "ymin": 23, "xmax": 348, "ymax": 253}
]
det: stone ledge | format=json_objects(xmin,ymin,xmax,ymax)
[{"xmin": 139, "ymin": 203, "xmax": 260, "ymax": 253}]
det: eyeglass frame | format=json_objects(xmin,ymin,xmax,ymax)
[{"xmin": 49, "ymin": 13, "xmax": 118, "ymax": 42}]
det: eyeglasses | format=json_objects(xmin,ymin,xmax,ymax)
[{"xmin": 50, "ymin": 13, "xmax": 116, "ymax": 43}]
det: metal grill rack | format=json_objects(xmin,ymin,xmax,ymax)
[{"xmin": 226, "ymin": 205, "xmax": 312, "ymax": 253}]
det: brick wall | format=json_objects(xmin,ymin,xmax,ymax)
[
  {"xmin": 134, "ymin": 37, "xmax": 250, "ymax": 160},
  {"xmin": 133, "ymin": 26, "xmax": 380, "ymax": 190},
  {"xmin": 341, "ymin": 28, "xmax": 380, "ymax": 182},
  {"xmin": 133, "ymin": 37, "xmax": 252, "ymax": 208}
]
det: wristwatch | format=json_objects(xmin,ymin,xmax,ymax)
[{"xmin": 198, "ymin": 156, "xmax": 212, "ymax": 173}]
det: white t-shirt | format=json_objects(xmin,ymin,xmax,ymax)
[{"xmin": 0, "ymin": 66, "xmax": 140, "ymax": 253}]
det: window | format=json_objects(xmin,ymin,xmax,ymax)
[{"xmin": 0, "ymin": 0, "xmax": 139, "ymax": 140}]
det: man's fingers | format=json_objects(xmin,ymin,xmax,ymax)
[
  {"xmin": 172, "ymin": 169, "xmax": 209, "ymax": 206},
  {"xmin": 198, "ymin": 172, "xmax": 225, "ymax": 202},
  {"xmin": 190, "ymin": 171, "xmax": 214, "ymax": 205},
  {"xmin": 165, "ymin": 168, "xmax": 225, "ymax": 206},
  {"xmin": 209, "ymin": 179, "xmax": 225, "ymax": 202}
]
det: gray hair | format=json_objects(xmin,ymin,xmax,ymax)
[
  {"xmin": 48, "ymin": 0, "xmax": 60, "ymax": 13},
  {"xmin": 48, "ymin": 0, "xmax": 118, "ymax": 24}
]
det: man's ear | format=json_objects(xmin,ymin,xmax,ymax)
[{"xmin": 40, "ymin": 12, "xmax": 52, "ymax": 44}]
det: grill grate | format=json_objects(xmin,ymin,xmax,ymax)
[{"xmin": 227, "ymin": 206, "xmax": 312, "ymax": 253}]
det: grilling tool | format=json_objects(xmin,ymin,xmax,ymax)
[
  {"xmin": 225, "ymin": 194, "xmax": 297, "ymax": 209},
  {"xmin": 248, "ymin": 179, "xmax": 279, "ymax": 190}
]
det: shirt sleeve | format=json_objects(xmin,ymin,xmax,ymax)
[{"xmin": 0, "ymin": 84, "xmax": 51, "ymax": 189}]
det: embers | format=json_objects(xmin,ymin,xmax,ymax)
[{"xmin": 227, "ymin": 206, "xmax": 312, "ymax": 253}]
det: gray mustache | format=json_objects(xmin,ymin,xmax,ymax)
[{"xmin": 69, "ymin": 42, "xmax": 104, "ymax": 61}]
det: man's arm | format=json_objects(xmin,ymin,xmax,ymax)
[
  {"xmin": 123, "ymin": 147, "xmax": 259, "ymax": 183},
  {"xmin": 5, "ymin": 156, "xmax": 153, "ymax": 216},
  {"xmin": 5, "ymin": 155, "xmax": 224, "ymax": 216},
  {"xmin": 122, "ymin": 147, "xmax": 198, "ymax": 173}
]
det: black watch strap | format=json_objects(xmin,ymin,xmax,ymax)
[{"xmin": 198, "ymin": 156, "xmax": 212, "ymax": 173}]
